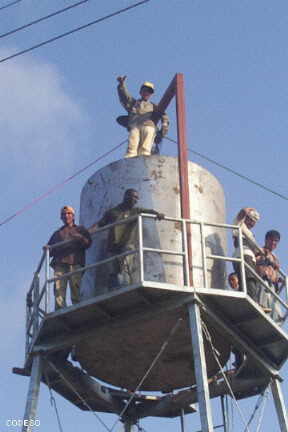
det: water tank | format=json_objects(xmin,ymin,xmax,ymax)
[
  {"xmin": 80, "ymin": 155, "xmax": 226, "ymax": 297},
  {"xmin": 74, "ymin": 156, "xmax": 230, "ymax": 391}
]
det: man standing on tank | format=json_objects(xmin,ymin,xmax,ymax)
[
  {"xmin": 90, "ymin": 189, "xmax": 164, "ymax": 289},
  {"xmin": 46, "ymin": 206, "xmax": 92, "ymax": 310},
  {"xmin": 117, "ymin": 75, "xmax": 169, "ymax": 157}
]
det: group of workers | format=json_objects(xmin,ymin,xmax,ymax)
[
  {"xmin": 43, "ymin": 77, "xmax": 284, "ymax": 321},
  {"xmin": 45, "ymin": 76, "xmax": 168, "ymax": 310},
  {"xmin": 46, "ymin": 202, "xmax": 284, "ymax": 320},
  {"xmin": 229, "ymin": 207, "xmax": 282, "ymax": 322},
  {"xmin": 46, "ymin": 189, "xmax": 164, "ymax": 310}
]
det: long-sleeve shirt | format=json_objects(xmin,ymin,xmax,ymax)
[
  {"xmin": 48, "ymin": 224, "xmax": 92, "ymax": 267},
  {"xmin": 232, "ymin": 221, "xmax": 259, "ymax": 263},
  {"xmin": 98, "ymin": 204, "xmax": 161, "ymax": 252},
  {"xmin": 117, "ymin": 82, "xmax": 169, "ymax": 134},
  {"xmin": 256, "ymin": 247, "xmax": 280, "ymax": 286}
]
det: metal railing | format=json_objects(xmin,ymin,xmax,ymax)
[{"xmin": 25, "ymin": 215, "xmax": 288, "ymax": 359}]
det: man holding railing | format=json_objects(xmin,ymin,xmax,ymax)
[
  {"xmin": 232, "ymin": 207, "xmax": 261, "ymax": 301},
  {"xmin": 256, "ymin": 230, "xmax": 283, "ymax": 322},
  {"xmin": 46, "ymin": 206, "xmax": 92, "ymax": 310},
  {"xmin": 90, "ymin": 189, "xmax": 164, "ymax": 289}
]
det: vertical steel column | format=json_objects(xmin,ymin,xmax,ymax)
[
  {"xmin": 22, "ymin": 355, "xmax": 42, "ymax": 432},
  {"xmin": 188, "ymin": 301, "xmax": 214, "ymax": 432},
  {"xmin": 175, "ymin": 74, "xmax": 193, "ymax": 286},
  {"xmin": 138, "ymin": 214, "xmax": 144, "ymax": 284},
  {"xmin": 238, "ymin": 227, "xmax": 247, "ymax": 295},
  {"xmin": 157, "ymin": 73, "xmax": 193, "ymax": 285},
  {"xmin": 45, "ymin": 247, "xmax": 50, "ymax": 313},
  {"xmin": 200, "ymin": 222, "xmax": 208, "ymax": 289},
  {"xmin": 123, "ymin": 418, "xmax": 134, "ymax": 432},
  {"xmin": 271, "ymin": 379, "xmax": 288, "ymax": 432},
  {"xmin": 180, "ymin": 409, "xmax": 186, "ymax": 432},
  {"xmin": 182, "ymin": 220, "xmax": 190, "ymax": 287},
  {"xmin": 220, "ymin": 396, "xmax": 228, "ymax": 432},
  {"xmin": 33, "ymin": 275, "xmax": 39, "ymax": 335}
]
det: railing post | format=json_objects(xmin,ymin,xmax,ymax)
[
  {"xmin": 138, "ymin": 214, "xmax": 144, "ymax": 284},
  {"xmin": 25, "ymin": 280, "xmax": 33, "ymax": 360},
  {"xmin": 33, "ymin": 275, "xmax": 40, "ymax": 335},
  {"xmin": 200, "ymin": 222, "xmax": 208, "ymax": 289},
  {"xmin": 285, "ymin": 275, "xmax": 288, "ymax": 308},
  {"xmin": 238, "ymin": 227, "xmax": 247, "ymax": 295},
  {"xmin": 44, "ymin": 247, "xmax": 50, "ymax": 313},
  {"xmin": 182, "ymin": 219, "xmax": 190, "ymax": 288}
]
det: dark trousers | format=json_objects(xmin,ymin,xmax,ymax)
[{"xmin": 233, "ymin": 255, "xmax": 258, "ymax": 301}]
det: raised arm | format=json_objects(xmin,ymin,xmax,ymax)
[{"xmin": 117, "ymin": 75, "xmax": 136, "ymax": 112}]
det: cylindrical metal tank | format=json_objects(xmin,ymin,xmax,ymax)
[
  {"xmin": 80, "ymin": 155, "xmax": 226, "ymax": 298},
  {"xmin": 76, "ymin": 155, "xmax": 230, "ymax": 391}
]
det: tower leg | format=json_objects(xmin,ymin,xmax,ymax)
[
  {"xmin": 271, "ymin": 378, "xmax": 288, "ymax": 432},
  {"xmin": 220, "ymin": 396, "xmax": 228, "ymax": 432},
  {"xmin": 22, "ymin": 355, "xmax": 42, "ymax": 432},
  {"xmin": 123, "ymin": 418, "xmax": 135, "ymax": 432},
  {"xmin": 180, "ymin": 408, "xmax": 186, "ymax": 432},
  {"xmin": 188, "ymin": 301, "xmax": 214, "ymax": 432}
]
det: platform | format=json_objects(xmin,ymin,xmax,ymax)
[{"xmin": 27, "ymin": 282, "xmax": 288, "ymax": 393}]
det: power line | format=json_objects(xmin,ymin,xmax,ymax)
[
  {"xmin": 2, "ymin": 135, "xmax": 287, "ymax": 229},
  {"xmin": 0, "ymin": 0, "xmax": 151, "ymax": 64},
  {"xmin": 0, "ymin": 139, "xmax": 126, "ymax": 228},
  {"xmin": 164, "ymin": 136, "xmax": 288, "ymax": 201},
  {"xmin": 0, "ymin": 0, "xmax": 90, "ymax": 40},
  {"xmin": 243, "ymin": 387, "xmax": 270, "ymax": 432},
  {"xmin": 44, "ymin": 369, "xmax": 65, "ymax": 432},
  {"xmin": 0, "ymin": 0, "xmax": 22, "ymax": 12}
]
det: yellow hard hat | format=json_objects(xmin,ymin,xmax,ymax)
[
  {"xmin": 141, "ymin": 81, "xmax": 154, "ymax": 93},
  {"xmin": 61, "ymin": 205, "xmax": 75, "ymax": 215}
]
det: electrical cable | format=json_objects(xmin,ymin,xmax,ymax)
[
  {"xmin": 109, "ymin": 318, "xmax": 183, "ymax": 432},
  {"xmin": 0, "ymin": 0, "xmax": 90, "ymax": 39},
  {"xmin": 0, "ymin": 0, "xmax": 21, "ymax": 12},
  {"xmin": 44, "ymin": 369, "xmax": 64, "ymax": 432},
  {"xmin": 46, "ymin": 360, "xmax": 111, "ymax": 432},
  {"xmin": 255, "ymin": 387, "xmax": 269, "ymax": 432},
  {"xmin": 201, "ymin": 319, "xmax": 251, "ymax": 432},
  {"xmin": 2, "ymin": 133, "xmax": 287, "ymax": 229},
  {"xmin": 0, "ymin": 139, "xmax": 127, "ymax": 228},
  {"xmin": 164, "ymin": 136, "xmax": 288, "ymax": 201},
  {"xmin": 0, "ymin": 0, "xmax": 151, "ymax": 64},
  {"xmin": 243, "ymin": 387, "xmax": 269, "ymax": 432}
]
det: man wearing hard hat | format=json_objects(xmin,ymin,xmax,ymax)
[
  {"xmin": 45, "ymin": 206, "xmax": 92, "ymax": 310},
  {"xmin": 117, "ymin": 76, "xmax": 169, "ymax": 158}
]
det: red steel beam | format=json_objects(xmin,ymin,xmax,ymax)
[
  {"xmin": 175, "ymin": 74, "xmax": 193, "ymax": 285},
  {"xmin": 157, "ymin": 75, "xmax": 177, "ymax": 114},
  {"xmin": 158, "ymin": 73, "xmax": 193, "ymax": 285}
]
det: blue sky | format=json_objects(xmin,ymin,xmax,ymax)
[{"xmin": 1, "ymin": 0, "xmax": 288, "ymax": 430}]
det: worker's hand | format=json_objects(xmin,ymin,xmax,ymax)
[
  {"xmin": 88, "ymin": 224, "xmax": 98, "ymax": 234},
  {"xmin": 156, "ymin": 213, "xmax": 165, "ymax": 221},
  {"xmin": 117, "ymin": 75, "xmax": 127, "ymax": 85}
]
